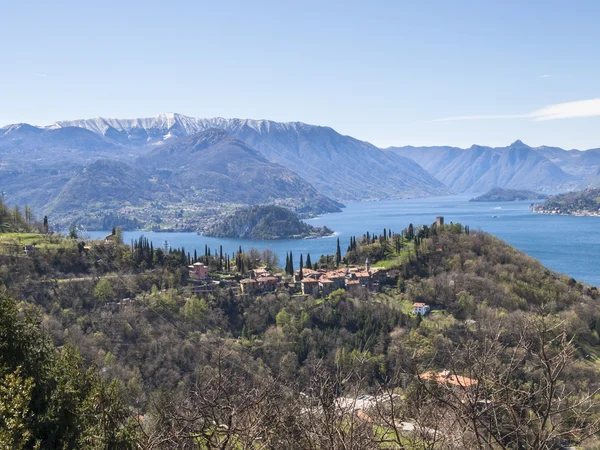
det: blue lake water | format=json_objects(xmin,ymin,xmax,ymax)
[{"xmin": 86, "ymin": 194, "xmax": 600, "ymax": 286}]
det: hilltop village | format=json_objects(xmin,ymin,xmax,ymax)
[
  {"xmin": 183, "ymin": 218, "xmax": 451, "ymax": 315},
  {"xmin": 191, "ymin": 258, "xmax": 390, "ymax": 297}
]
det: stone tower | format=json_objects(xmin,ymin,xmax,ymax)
[{"xmin": 436, "ymin": 216, "xmax": 444, "ymax": 227}]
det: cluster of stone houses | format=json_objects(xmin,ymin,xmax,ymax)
[
  {"xmin": 298, "ymin": 261, "xmax": 389, "ymax": 296},
  {"xmin": 240, "ymin": 267, "xmax": 280, "ymax": 294},
  {"xmin": 234, "ymin": 259, "xmax": 390, "ymax": 297}
]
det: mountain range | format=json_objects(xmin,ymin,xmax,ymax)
[
  {"xmin": 387, "ymin": 140, "xmax": 600, "ymax": 193},
  {"xmin": 1, "ymin": 112, "xmax": 600, "ymax": 230}
]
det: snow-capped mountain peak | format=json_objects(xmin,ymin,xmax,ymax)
[{"xmin": 48, "ymin": 113, "xmax": 317, "ymax": 145}]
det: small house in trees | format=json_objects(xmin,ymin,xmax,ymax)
[
  {"xmin": 413, "ymin": 302, "xmax": 430, "ymax": 315},
  {"xmin": 23, "ymin": 244, "xmax": 36, "ymax": 256},
  {"xmin": 419, "ymin": 369, "xmax": 477, "ymax": 388},
  {"xmin": 189, "ymin": 262, "xmax": 209, "ymax": 279}
]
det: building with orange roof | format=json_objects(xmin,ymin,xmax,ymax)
[
  {"xmin": 413, "ymin": 302, "xmax": 430, "ymax": 315},
  {"xmin": 419, "ymin": 370, "xmax": 478, "ymax": 388}
]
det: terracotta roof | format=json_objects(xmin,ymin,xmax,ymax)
[
  {"xmin": 319, "ymin": 279, "xmax": 334, "ymax": 284},
  {"xmin": 326, "ymin": 272, "xmax": 346, "ymax": 278},
  {"xmin": 240, "ymin": 279, "xmax": 257, "ymax": 284},
  {"xmin": 346, "ymin": 280, "xmax": 360, "ymax": 285},
  {"xmin": 419, "ymin": 370, "xmax": 478, "ymax": 388},
  {"xmin": 302, "ymin": 279, "xmax": 319, "ymax": 284},
  {"xmin": 413, "ymin": 302, "xmax": 427, "ymax": 307},
  {"xmin": 355, "ymin": 272, "xmax": 370, "ymax": 278}
]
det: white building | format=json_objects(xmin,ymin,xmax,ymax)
[{"xmin": 413, "ymin": 302, "xmax": 430, "ymax": 315}]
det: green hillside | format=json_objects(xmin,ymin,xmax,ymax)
[{"xmin": 204, "ymin": 205, "xmax": 334, "ymax": 239}]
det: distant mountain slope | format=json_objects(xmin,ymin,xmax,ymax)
[
  {"xmin": 535, "ymin": 146, "xmax": 600, "ymax": 184},
  {"xmin": 0, "ymin": 124, "xmax": 132, "ymax": 162},
  {"xmin": 52, "ymin": 113, "xmax": 449, "ymax": 201},
  {"xmin": 140, "ymin": 129, "xmax": 342, "ymax": 216},
  {"xmin": 388, "ymin": 140, "xmax": 577, "ymax": 193},
  {"xmin": 47, "ymin": 159, "xmax": 157, "ymax": 214}
]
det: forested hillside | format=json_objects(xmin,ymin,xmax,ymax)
[
  {"xmin": 532, "ymin": 187, "xmax": 600, "ymax": 215},
  {"xmin": 2, "ymin": 217, "xmax": 600, "ymax": 448},
  {"xmin": 470, "ymin": 187, "xmax": 546, "ymax": 202},
  {"xmin": 204, "ymin": 205, "xmax": 333, "ymax": 239}
]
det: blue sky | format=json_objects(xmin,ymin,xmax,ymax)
[{"xmin": 1, "ymin": 0, "xmax": 599, "ymax": 149}]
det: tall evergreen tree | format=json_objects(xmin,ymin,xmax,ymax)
[
  {"xmin": 289, "ymin": 251, "xmax": 294, "ymax": 276},
  {"xmin": 305, "ymin": 253, "xmax": 312, "ymax": 268},
  {"xmin": 299, "ymin": 254, "xmax": 304, "ymax": 280},
  {"xmin": 336, "ymin": 238, "xmax": 342, "ymax": 267}
]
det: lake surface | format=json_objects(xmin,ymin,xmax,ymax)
[{"xmin": 86, "ymin": 194, "xmax": 600, "ymax": 286}]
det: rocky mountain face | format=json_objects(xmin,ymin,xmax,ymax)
[
  {"xmin": 387, "ymin": 140, "xmax": 580, "ymax": 193},
  {"xmin": 52, "ymin": 113, "xmax": 449, "ymax": 201},
  {"xmin": 0, "ymin": 125, "xmax": 342, "ymax": 229},
  {"xmin": 139, "ymin": 129, "xmax": 343, "ymax": 215}
]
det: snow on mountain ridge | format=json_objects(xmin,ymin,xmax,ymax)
[{"xmin": 48, "ymin": 113, "xmax": 320, "ymax": 142}]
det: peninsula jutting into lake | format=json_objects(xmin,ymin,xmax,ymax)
[
  {"xmin": 203, "ymin": 205, "xmax": 334, "ymax": 240},
  {"xmin": 470, "ymin": 187, "xmax": 546, "ymax": 202},
  {"xmin": 531, "ymin": 188, "xmax": 600, "ymax": 216}
]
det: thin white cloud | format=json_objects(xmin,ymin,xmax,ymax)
[
  {"xmin": 433, "ymin": 98, "xmax": 600, "ymax": 123},
  {"xmin": 531, "ymin": 98, "xmax": 600, "ymax": 121},
  {"xmin": 540, "ymin": 74, "xmax": 553, "ymax": 78}
]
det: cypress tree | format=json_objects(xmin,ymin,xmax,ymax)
[
  {"xmin": 219, "ymin": 245, "xmax": 223, "ymax": 270},
  {"xmin": 299, "ymin": 254, "xmax": 304, "ymax": 280},
  {"xmin": 289, "ymin": 251, "xmax": 294, "ymax": 276},
  {"xmin": 194, "ymin": 249, "xmax": 198, "ymax": 263},
  {"xmin": 336, "ymin": 238, "xmax": 341, "ymax": 267},
  {"xmin": 305, "ymin": 253, "xmax": 312, "ymax": 268}
]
